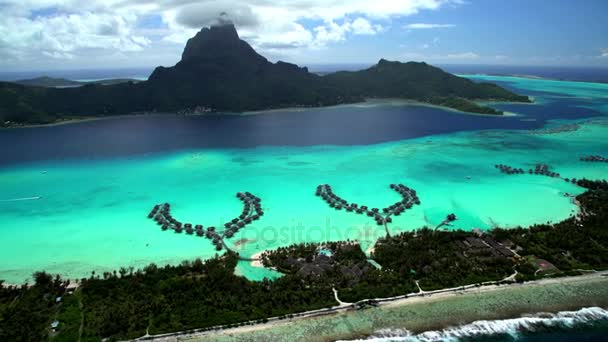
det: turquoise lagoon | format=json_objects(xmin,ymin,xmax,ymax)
[{"xmin": 0, "ymin": 75, "xmax": 607, "ymax": 284}]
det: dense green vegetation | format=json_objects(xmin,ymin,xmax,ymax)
[
  {"xmin": 0, "ymin": 273, "xmax": 65, "ymax": 341},
  {"xmin": 373, "ymin": 229, "xmax": 515, "ymax": 290},
  {"xmin": 493, "ymin": 179, "xmax": 608, "ymax": 281},
  {"xmin": 14, "ymin": 77, "xmax": 140, "ymax": 88},
  {"xmin": 0, "ymin": 24, "xmax": 529, "ymax": 127},
  {"xmin": 1, "ymin": 254, "xmax": 335, "ymax": 341},
  {"xmin": 1, "ymin": 179, "xmax": 606, "ymax": 341}
]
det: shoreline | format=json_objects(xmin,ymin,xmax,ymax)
[
  {"xmin": 133, "ymin": 272, "xmax": 608, "ymax": 341},
  {"xmin": 250, "ymin": 251, "xmax": 264, "ymax": 268},
  {"xmin": 459, "ymin": 73, "xmax": 608, "ymax": 85},
  {"xmin": 1, "ymin": 97, "xmax": 525, "ymax": 130}
]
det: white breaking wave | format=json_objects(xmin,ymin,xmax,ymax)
[{"xmin": 340, "ymin": 307, "xmax": 608, "ymax": 342}]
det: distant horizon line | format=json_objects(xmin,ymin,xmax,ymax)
[{"xmin": 2, "ymin": 62, "xmax": 608, "ymax": 75}]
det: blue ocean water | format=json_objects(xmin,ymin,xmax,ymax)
[
  {"xmin": 0, "ymin": 102, "xmax": 581, "ymax": 165},
  {"xmin": 0, "ymin": 72, "xmax": 608, "ymax": 285},
  {"xmin": 350, "ymin": 307, "xmax": 608, "ymax": 342},
  {"xmin": 1, "ymin": 66, "xmax": 607, "ymax": 340},
  {"xmin": 442, "ymin": 65, "xmax": 608, "ymax": 84},
  {"xmin": 0, "ymin": 67, "xmax": 152, "ymax": 82}
]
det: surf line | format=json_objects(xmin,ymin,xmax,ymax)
[{"xmin": 0, "ymin": 196, "xmax": 42, "ymax": 202}]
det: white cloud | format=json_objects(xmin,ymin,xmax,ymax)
[
  {"xmin": 0, "ymin": 0, "xmax": 463, "ymax": 68},
  {"xmin": 351, "ymin": 18, "xmax": 383, "ymax": 35},
  {"xmin": 0, "ymin": 9, "xmax": 151, "ymax": 66},
  {"xmin": 314, "ymin": 21, "xmax": 351, "ymax": 44},
  {"xmin": 400, "ymin": 51, "xmax": 480, "ymax": 61},
  {"xmin": 313, "ymin": 17, "xmax": 384, "ymax": 45},
  {"xmin": 600, "ymin": 48, "xmax": 608, "ymax": 58},
  {"xmin": 43, "ymin": 50, "xmax": 74, "ymax": 59},
  {"xmin": 445, "ymin": 52, "xmax": 479, "ymax": 59},
  {"xmin": 175, "ymin": 2, "xmax": 259, "ymax": 29},
  {"xmin": 404, "ymin": 23, "xmax": 455, "ymax": 29}
]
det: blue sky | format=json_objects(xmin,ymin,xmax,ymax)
[{"xmin": 0, "ymin": 0, "xmax": 606, "ymax": 71}]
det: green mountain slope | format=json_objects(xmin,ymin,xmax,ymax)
[{"xmin": 0, "ymin": 24, "xmax": 530, "ymax": 127}]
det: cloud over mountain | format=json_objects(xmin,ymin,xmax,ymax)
[{"xmin": 0, "ymin": 0, "xmax": 458, "ymax": 68}]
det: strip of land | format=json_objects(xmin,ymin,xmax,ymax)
[{"xmin": 135, "ymin": 271, "xmax": 608, "ymax": 342}]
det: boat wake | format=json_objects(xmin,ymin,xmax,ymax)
[
  {"xmin": 0, "ymin": 196, "xmax": 42, "ymax": 202},
  {"xmin": 342, "ymin": 307, "xmax": 608, "ymax": 341}
]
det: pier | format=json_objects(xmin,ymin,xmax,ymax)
[
  {"xmin": 146, "ymin": 192, "xmax": 264, "ymax": 255},
  {"xmin": 494, "ymin": 164, "xmax": 524, "ymax": 175},
  {"xmin": 495, "ymin": 163, "xmax": 561, "ymax": 178},
  {"xmin": 580, "ymin": 155, "xmax": 608, "ymax": 163},
  {"xmin": 529, "ymin": 163, "xmax": 560, "ymax": 178},
  {"xmin": 315, "ymin": 183, "xmax": 423, "ymax": 237}
]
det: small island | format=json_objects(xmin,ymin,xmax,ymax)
[{"xmin": 0, "ymin": 23, "xmax": 530, "ymax": 128}]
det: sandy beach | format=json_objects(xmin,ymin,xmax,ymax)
[{"xmin": 249, "ymin": 251, "xmax": 264, "ymax": 268}]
